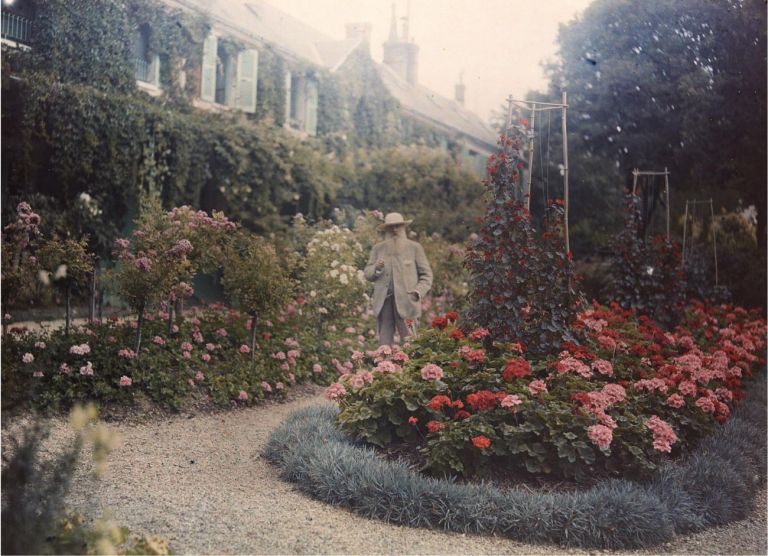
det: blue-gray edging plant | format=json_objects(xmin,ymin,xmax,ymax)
[{"xmin": 263, "ymin": 375, "xmax": 766, "ymax": 550}]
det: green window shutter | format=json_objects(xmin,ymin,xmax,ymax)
[
  {"xmin": 236, "ymin": 49, "xmax": 258, "ymax": 113},
  {"xmin": 151, "ymin": 54, "xmax": 161, "ymax": 87},
  {"xmin": 200, "ymin": 33, "xmax": 218, "ymax": 102},
  {"xmin": 305, "ymin": 78, "xmax": 318, "ymax": 136},
  {"xmin": 284, "ymin": 69, "xmax": 292, "ymax": 123}
]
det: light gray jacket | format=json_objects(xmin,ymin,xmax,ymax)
[{"xmin": 364, "ymin": 238, "xmax": 433, "ymax": 320}]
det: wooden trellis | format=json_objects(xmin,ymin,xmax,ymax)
[
  {"xmin": 632, "ymin": 168, "xmax": 671, "ymax": 240},
  {"xmin": 503, "ymin": 92, "xmax": 570, "ymax": 253},
  {"xmin": 682, "ymin": 198, "xmax": 719, "ymax": 286}
]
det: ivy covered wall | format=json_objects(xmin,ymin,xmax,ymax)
[{"xmin": 2, "ymin": 0, "xmax": 484, "ymax": 255}]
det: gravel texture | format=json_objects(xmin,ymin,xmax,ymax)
[{"xmin": 5, "ymin": 386, "xmax": 766, "ymax": 555}]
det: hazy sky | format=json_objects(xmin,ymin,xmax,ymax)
[{"xmin": 267, "ymin": 0, "xmax": 593, "ymax": 123}]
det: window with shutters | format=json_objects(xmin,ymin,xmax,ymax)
[
  {"xmin": 304, "ymin": 78, "xmax": 318, "ymax": 136},
  {"xmin": 235, "ymin": 49, "xmax": 258, "ymax": 113},
  {"xmin": 200, "ymin": 33, "xmax": 217, "ymax": 102},
  {"xmin": 215, "ymin": 43, "xmax": 233, "ymax": 105},
  {"xmin": 132, "ymin": 24, "xmax": 159, "ymax": 87}
]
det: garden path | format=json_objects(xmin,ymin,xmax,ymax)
[{"xmin": 26, "ymin": 386, "xmax": 767, "ymax": 555}]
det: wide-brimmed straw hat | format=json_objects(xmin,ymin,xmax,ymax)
[{"xmin": 379, "ymin": 212, "xmax": 413, "ymax": 229}]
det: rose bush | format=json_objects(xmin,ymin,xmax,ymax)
[{"xmin": 333, "ymin": 302, "xmax": 765, "ymax": 480}]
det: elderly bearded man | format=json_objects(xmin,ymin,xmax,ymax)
[{"xmin": 364, "ymin": 212, "xmax": 433, "ymax": 346}]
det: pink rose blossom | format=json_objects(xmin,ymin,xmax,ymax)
[
  {"xmin": 33, "ymin": 370, "xmax": 43, "ymax": 378},
  {"xmin": 216, "ymin": 328, "xmax": 228, "ymax": 338},
  {"xmin": 119, "ymin": 375, "xmax": 132, "ymax": 387},
  {"xmin": 239, "ymin": 344, "xmax": 251, "ymax": 354},
  {"xmin": 275, "ymin": 382, "xmax": 284, "ymax": 390},
  {"xmin": 238, "ymin": 390, "xmax": 249, "ymax": 401},
  {"xmin": 134, "ymin": 257, "xmax": 152, "ymax": 272},
  {"xmin": 181, "ymin": 342, "xmax": 193, "ymax": 352},
  {"xmin": 118, "ymin": 348, "xmax": 136, "ymax": 359},
  {"xmin": 420, "ymin": 364, "xmax": 445, "ymax": 381},
  {"xmin": 152, "ymin": 336, "xmax": 166, "ymax": 346},
  {"xmin": 182, "ymin": 351, "xmax": 191, "ymax": 359},
  {"xmin": 312, "ymin": 364, "xmax": 323, "ymax": 374},
  {"xmin": 193, "ymin": 330, "xmax": 204, "ymax": 344},
  {"xmin": 79, "ymin": 361, "xmax": 94, "ymax": 376},
  {"xmin": 59, "ymin": 363, "xmax": 70, "ymax": 374},
  {"xmin": 34, "ymin": 341, "xmax": 46, "ymax": 349},
  {"xmin": 22, "ymin": 353, "xmax": 34, "ymax": 364},
  {"xmin": 195, "ymin": 371, "xmax": 205, "ymax": 381},
  {"xmin": 69, "ymin": 343, "xmax": 91, "ymax": 355},
  {"xmin": 261, "ymin": 381, "xmax": 272, "ymax": 392},
  {"xmin": 201, "ymin": 353, "xmax": 211, "ymax": 362}
]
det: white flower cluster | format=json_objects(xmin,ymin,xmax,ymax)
[
  {"xmin": 306, "ymin": 226, "xmax": 363, "ymax": 256},
  {"xmin": 328, "ymin": 260, "xmax": 365, "ymax": 285}
]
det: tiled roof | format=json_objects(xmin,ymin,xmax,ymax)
[
  {"xmin": 179, "ymin": 0, "xmax": 496, "ymax": 148},
  {"xmin": 375, "ymin": 64, "xmax": 497, "ymax": 149}
]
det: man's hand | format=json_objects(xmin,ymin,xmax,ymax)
[
  {"xmin": 408, "ymin": 291, "xmax": 420, "ymax": 302},
  {"xmin": 375, "ymin": 259, "xmax": 385, "ymax": 271}
]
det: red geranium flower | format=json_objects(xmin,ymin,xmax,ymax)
[
  {"xmin": 503, "ymin": 358, "xmax": 532, "ymax": 381},
  {"xmin": 466, "ymin": 390, "xmax": 499, "ymax": 411},
  {"xmin": 454, "ymin": 410, "xmax": 471, "ymax": 421},
  {"xmin": 446, "ymin": 311, "xmax": 459, "ymax": 322},
  {"xmin": 428, "ymin": 395, "xmax": 452, "ymax": 411},
  {"xmin": 448, "ymin": 328, "xmax": 465, "ymax": 340},
  {"xmin": 471, "ymin": 435, "xmax": 492, "ymax": 449},
  {"xmin": 431, "ymin": 316, "xmax": 448, "ymax": 329},
  {"xmin": 426, "ymin": 420, "xmax": 444, "ymax": 433}
]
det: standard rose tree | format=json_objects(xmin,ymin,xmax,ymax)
[{"xmin": 221, "ymin": 231, "xmax": 292, "ymax": 359}]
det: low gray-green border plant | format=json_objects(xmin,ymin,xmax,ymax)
[{"xmin": 263, "ymin": 376, "xmax": 766, "ymax": 549}]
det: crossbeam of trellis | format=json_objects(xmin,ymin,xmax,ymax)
[{"xmin": 504, "ymin": 93, "xmax": 571, "ymax": 254}]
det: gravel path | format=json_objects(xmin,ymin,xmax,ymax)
[{"xmin": 9, "ymin": 387, "xmax": 766, "ymax": 555}]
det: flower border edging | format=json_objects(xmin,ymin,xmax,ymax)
[{"xmin": 263, "ymin": 376, "xmax": 766, "ymax": 549}]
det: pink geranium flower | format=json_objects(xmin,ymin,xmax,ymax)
[
  {"xmin": 420, "ymin": 364, "xmax": 444, "ymax": 381},
  {"xmin": 500, "ymin": 394, "xmax": 523, "ymax": 410},
  {"xmin": 587, "ymin": 424, "xmax": 613, "ymax": 449},
  {"xmin": 528, "ymin": 379, "xmax": 548, "ymax": 395}
]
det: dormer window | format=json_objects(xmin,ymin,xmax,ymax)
[{"xmin": 132, "ymin": 24, "xmax": 159, "ymax": 87}]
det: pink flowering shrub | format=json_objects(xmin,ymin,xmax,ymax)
[{"xmin": 335, "ymin": 303, "xmax": 765, "ymax": 479}]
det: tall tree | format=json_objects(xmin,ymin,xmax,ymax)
[{"xmin": 538, "ymin": 0, "xmax": 766, "ymax": 248}]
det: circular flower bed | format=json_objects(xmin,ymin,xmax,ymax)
[{"xmin": 264, "ymin": 374, "xmax": 765, "ymax": 549}]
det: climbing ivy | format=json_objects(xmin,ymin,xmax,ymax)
[{"xmin": 2, "ymin": 0, "xmax": 485, "ymax": 256}]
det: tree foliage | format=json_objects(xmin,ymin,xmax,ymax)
[{"xmin": 540, "ymin": 0, "xmax": 766, "ymax": 250}]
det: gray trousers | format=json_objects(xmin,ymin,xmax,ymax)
[{"xmin": 377, "ymin": 295, "xmax": 411, "ymax": 346}]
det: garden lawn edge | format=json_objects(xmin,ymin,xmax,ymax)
[{"xmin": 263, "ymin": 375, "xmax": 766, "ymax": 550}]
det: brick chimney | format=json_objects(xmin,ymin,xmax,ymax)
[
  {"xmin": 382, "ymin": 4, "xmax": 419, "ymax": 86},
  {"xmin": 454, "ymin": 73, "xmax": 465, "ymax": 106}
]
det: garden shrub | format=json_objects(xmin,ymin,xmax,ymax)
[
  {"xmin": 1, "ymin": 404, "xmax": 172, "ymax": 555},
  {"xmin": 608, "ymin": 194, "xmax": 687, "ymax": 327},
  {"xmin": 466, "ymin": 133, "xmax": 582, "ymax": 355},
  {"xmin": 265, "ymin": 372, "xmax": 766, "ymax": 549},
  {"xmin": 332, "ymin": 301, "xmax": 765, "ymax": 480}
]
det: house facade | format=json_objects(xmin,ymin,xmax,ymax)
[{"xmin": 1, "ymin": 0, "xmax": 495, "ymax": 174}]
